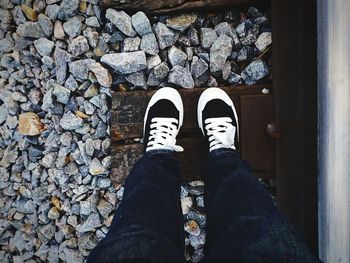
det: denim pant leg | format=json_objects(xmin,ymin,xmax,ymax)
[
  {"xmin": 201, "ymin": 149, "xmax": 318, "ymax": 263},
  {"xmin": 87, "ymin": 151, "xmax": 185, "ymax": 263}
]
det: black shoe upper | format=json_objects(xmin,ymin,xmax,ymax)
[{"xmin": 201, "ymin": 99, "xmax": 239, "ymax": 150}]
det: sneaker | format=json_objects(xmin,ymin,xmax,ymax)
[
  {"xmin": 143, "ymin": 87, "xmax": 184, "ymax": 152},
  {"xmin": 197, "ymin": 88, "xmax": 239, "ymax": 152}
]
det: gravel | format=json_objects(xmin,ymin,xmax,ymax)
[
  {"xmin": 168, "ymin": 65, "xmax": 194, "ymax": 89},
  {"xmin": 132, "ymin": 11, "xmax": 152, "ymax": 36},
  {"xmin": 105, "ymin": 9, "xmax": 136, "ymax": 37},
  {"xmin": 0, "ymin": 2, "xmax": 271, "ymax": 262},
  {"xmin": 101, "ymin": 51, "xmax": 147, "ymax": 74}
]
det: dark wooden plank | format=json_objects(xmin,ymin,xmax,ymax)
[
  {"xmin": 100, "ymin": 0, "xmax": 270, "ymax": 13},
  {"xmin": 111, "ymin": 139, "xmax": 273, "ymax": 183},
  {"xmin": 240, "ymin": 94, "xmax": 274, "ymax": 171},
  {"xmin": 272, "ymin": 0, "xmax": 318, "ymax": 254},
  {"xmin": 111, "ymin": 92, "xmax": 274, "ymax": 182},
  {"xmin": 111, "ymin": 84, "xmax": 271, "ymax": 141}
]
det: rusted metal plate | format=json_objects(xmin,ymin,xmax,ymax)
[
  {"xmin": 240, "ymin": 94, "xmax": 274, "ymax": 171},
  {"xmin": 111, "ymin": 84, "xmax": 271, "ymax": 141},
  {"xmin": 100, "ymin": 0, "xmax": 270, "ymax": 13}
]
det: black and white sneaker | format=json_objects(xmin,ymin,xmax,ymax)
[
  {"xmin": 143, "ymin": 87, "xmax": 184, "ymax": 152},
  {"xmin": 197, "ymin": 88, "xmax": 239, "ymax": 152}
]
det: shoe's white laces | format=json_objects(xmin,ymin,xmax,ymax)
[
  {"xmin": 146, "ymin": 117, "xmax": 183, "ymax": 152},
  {"xmin": 205, "ymin": 117, "xmax": 236, "ymax": 151}
]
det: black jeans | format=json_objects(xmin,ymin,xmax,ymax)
[{"xmin": 87, "ymin": 149, "xmax": 318, "ymax": 263}]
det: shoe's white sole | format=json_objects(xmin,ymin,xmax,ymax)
[
  {"xmin": 197, "ymin": 87, "xmax": 239, "ymax": 139},
  {"xmin": 143, "ymin": 87, "xmax": 184, "ymax": 136}
]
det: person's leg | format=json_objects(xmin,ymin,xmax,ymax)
[
  {"xmin": 87, "ymin": 151, "xmax": 185, "ymax": 263},
  {"xmin": 201, "ymin": 149, "xmax": 318, "ymax": 262},
  {"xmin": 87, "ymin": 87, "xmax": 186, "ymax": 263},
  {"xmin": 197, "ymin": 88, "xmax": 318, "ymax": 262}
]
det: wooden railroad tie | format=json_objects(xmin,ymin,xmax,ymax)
[{"xmin": 111, "ymin": 84, "xmax": 274, "ymax": 183}]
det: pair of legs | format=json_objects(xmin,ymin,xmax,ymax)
[{"xmin": 87, "ymin": 88, "xmax": 318, "ymax": 262}]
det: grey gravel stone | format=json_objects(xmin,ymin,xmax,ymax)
[
  {"xmin": 235, "ymin": 22, "xmax": 247, "ymax": 38},
  {"xmin": 53, "ymin": 84, "xmax": 71, "ymax": 104},
  {"xmin": 83, "ymin": 28, "xmax": 99, "ymax": 48},
  {"xmin": 78, "ymin": 233, "xmax": 99, "ymax": 251},
  {"xmin": 241, "ymin": 59, "xmax": 269, "ymax": 85},
  {"xmin": 48, "ymin": 207, "xmax": 60, "ymax": 220},
  {"xmin": 241, "ymin": 33, "xmax": 256, "ymax": 46},
  {"xmin": 38, "ymin": 14, "xmax": 53, "ymax": 36},
  {"xmin": 45, "ymin": 4, "xmax": 60, "ymax": 21},
  {"xmin": 228, "ymin": 72, "xmax": 242, "ymax": 85},
  {"xmin": 168, "ymin": 46, "xmax": 187, "ymax": 67},
  {"xmin": 210, "ymin": 34, "xmax": 233, "ymax": 74},
  {"xmin": 187, "ymin": 28, "xmax": 199, "ymax": 46},
  {"xmin": 63, "ymin": 16, "xmax": 82, "ymax": 38},
  {"xmin": 147, "ymin": 71, "xmax": 161, "ymax": 86},
  {"xmin": 116, "ymin": 187, "xmax": 125, "ymax": 200},
  {"xmin": 126, "ymin": 71, "xmax": 146, "ymax": 88},
  {"xmin": 78, "ymin": 213, "xmax": 101, "ymax": 233},
  {"xmin": 181, "ymin": 196, "xmax": 193, "ymax": 215},
  {"xmin": 61, "ymin": 247, "xmax": 84, "ymax": 263},
  {"xmin": 191, "ymin": 56, "xmax": 208, "ymax": 79},
  {"xmin": 131, "ymin": 11, "xmax": 152, "ymax": 36},
  {"xmin": 187, "ymin": 210, "xmax": 206, "ymax": 227},
  {"xmin": 34, "ymin": 38, "xmax": 54, "ymax": 56},
  {"xmin": 191, "ymin": 248, "xmax": 204, "ymax": 263},
  {"xmin": 88, "ymin": 62, "xmax": 112, "ymax": 87},
  {"xmin": 196, "ymin": 196, "xmax": 204, "ymax": 208},
  {"xmin": 146, "ymin": 55, "xmax": 162, "ymax": 70},
  {"xmin": 86, "ymin": 16, "xmax": 100, "ymax": 28},
  {"xmin": 65, "ymin": 75, "xmax": 79, "ymax": 91},
  {"xmin": 68, "ymin": 36, "xmax": 89, "ymax": 56},
  {"xmin": 95, "ymin": 121, "xmax": 107, "ymax": 138},
  {"xmin": 255, "ymin": 32, "xmax": 272, "ymax": 52},
  {"xmin": 199, "ymin": 28, "xmax": 217, "ymax": 49},
  {"xmin": 140, "ymin": 33, "xmax": 159, "ymax": 55},
  {"xmin": 168, "ymin": 65, "xmax": 194, "ymax": 89},
  {"xmin": 0, "ymin": 38, "xmax": 11, "ymax": 54},
  {"xmin": 97, "ymin": 199, "xmax": 113, "ymax": 218},
  {"xmin": 84, "ymin": 84, "xmax": 99, "ymax": 98},
  {"xmin": 105, "ymin": 9, "xmax": 136, "ymax": 37},
  {"xmin": 122, "ymin": 37, "xmax": 141, "ymax": 52},
  {"xmin": 189, "ymin": 231, "xmax": 206, "ymax": 249},
  {"xmin": 237, "ymin": 46, "xmax": 255, "ymax": 62},
  {"xmin": 17, "ymin": 22, "xmax": 45, "ymax": 38},
  {"xmin": 60, "ymin": 111, "xmax": 83, "ymax": 130},
  {"xmin": 154, "ymin": 22, "xmax": 179, "ymax": 49},
  {"xmin": 69, "ymin": 59, "xmax": 94, "ymax": 80},
  {"xmin": 153, "ymin": 62, "xmax": 169, "ymax": 80},
  {"xmin": 0, "ymin": 9, "xmax": 12, "ymax": 24},
  {"xmin": 191, "ymin": 56, "xmax": 209, "ymax": 85},
  {"xmin": 101, "ymin": 51, "xmax": 147, "ymax": 74},
  {"xmin": 58, "ymin": 0, "xmax": 79, "ymax": 20},
  {"xmin": 61, "ymin": 132, "xmax": 72, "ymax": 146},
  {"xmin": 89, "ymin": 158, "xmax": 106, "ymax": 175},
  {"xmin": 54, "ymin": 47, "xmax": 71, "ymax": 84}
]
